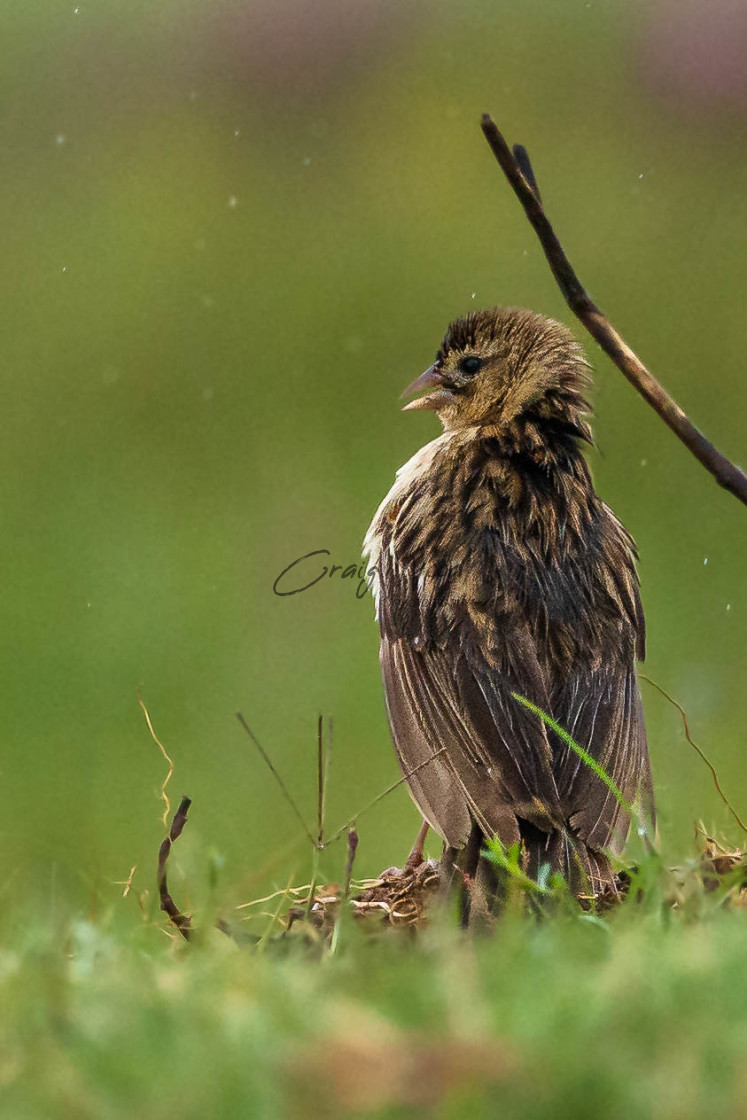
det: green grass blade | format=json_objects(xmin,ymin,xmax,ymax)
[{"xmin": 510, "ymin": 691, "xmax": 633, "ymax": 817}]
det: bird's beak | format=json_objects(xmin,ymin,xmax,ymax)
[{"xmin": 400, "ymin": 364, "xmax": 456, "ymax": 412}]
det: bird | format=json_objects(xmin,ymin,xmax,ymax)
[{"xmin": 363, "ymin": 307, "xmax": 654, "ymax": 908}]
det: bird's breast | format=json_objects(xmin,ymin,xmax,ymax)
[{"xmin": 362, "ymin": 432, "xmax": 460, "ymax": 611}]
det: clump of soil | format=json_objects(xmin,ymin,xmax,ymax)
[{"xmin": 285, "ymin": 859, "xmax": 442, "ymax": 939}]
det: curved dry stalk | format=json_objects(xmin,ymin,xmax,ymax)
[
  {"xmin": 138, "ymin": 690, "xmax": 175, "ymax": 831},
  {"xmin": 640, "ymin": 675, "xmax": 747, "ymax": 836},
  {"xmin": 481, "ymin": 114, "xmax": 747, "ymax": 507}
]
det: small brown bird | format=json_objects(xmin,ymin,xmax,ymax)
[{"xmin": 364, "ymin": 307, "xmax": 654, "ymax": 902}]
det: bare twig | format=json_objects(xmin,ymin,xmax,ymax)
[
  {"xmin": 512, "ymin": 143, "xmax": 541, "ymax": 201},
  {"xmin": 158, "ymin": 796, "xmax": 193, "ymax": 939},
  {"xmin": 480, "ymin": 114, "xmax": 747, "ymax": 506},
  {"xmin": 640, "ymin": 675, "xmax": 747, "ymax": 835}
]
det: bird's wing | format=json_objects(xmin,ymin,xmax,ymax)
[
  {"xmin": 550, "ymin": 500, "xmax": 653, "ymax": 855},
  {"xmin": 549, "ymin": 664, "xmax": 654, "ymax": 855},
  {"xmin": 377, "ymin": 548, "xmax": 564, "ymax": 849}
]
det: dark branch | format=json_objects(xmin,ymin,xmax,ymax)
[
  {"xmin": 158, "ymin": 795, "xmax": 193, "ymax": 939},
  {"xmin": 481, "ymin": 114, "xmax": 747, "ymax": 507},
  {"xmin": 512, "ymin": 144, "xmax": 541, "ymax": 203}
]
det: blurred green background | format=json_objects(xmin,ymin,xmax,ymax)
[{"xmin": 1, "ymin": 0, "xmax": 744, "ymax": 917}]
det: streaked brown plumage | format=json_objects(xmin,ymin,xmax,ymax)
[{"xmin": 364, "ymin": 307, "xmax": 654, "ymax": 899}]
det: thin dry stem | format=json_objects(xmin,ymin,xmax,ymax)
[
  {"xmin": 641, "ymin": 675, "xmax": 747, "ymax": 835},
  {"xmin": 236, "ymin": 712, "xmax": 316, "ymax": 847},
  {"xmin": 258, "ymin": 871, "xmax": 298, "ymax": 948},
  {"xmin": 117, "ymin": 865, "xmax": 137, "ymax": 898},
  {"xmin": 317, "ymin": 714, "xmax": 325, "ymax": 847},
  {"xmin": 325, "ymin": 747, "xmax": 447, "ymax": 846}
]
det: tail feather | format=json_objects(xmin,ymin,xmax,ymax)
[
  {"xmin": 520, "ymin": 820, "xmax": 618, "ymax": 898},
  {"xmin": 451, "ymin": 819, "xmax": 621, "ymax": 929}
]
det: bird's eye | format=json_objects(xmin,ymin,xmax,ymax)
[{"xmin": 459, "ymin": 355, "xmax": 483, "ymax": 375}]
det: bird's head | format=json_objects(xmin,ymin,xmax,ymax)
[{"xmin": 402, "ymin": 307, "xmax": 591, "ymax": 436}]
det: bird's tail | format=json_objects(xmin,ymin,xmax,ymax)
[
  {"xmin": 449, "ymin": 821, "xmax": 621, "ymax": 926},
  {"xmin": 450, "ymin": 819, "xmax": 627, "ymax": 922},
  {"xmin": 519, "ymin": 820, "xmax": 619, "ymax": 900}
]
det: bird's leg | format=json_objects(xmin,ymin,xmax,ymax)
[
  {"xmin": 471, "ymin": 854, "xmax": 498, "ymax": 931},
  {"xmin": 438, "ymin": 843, "xmax": 460, "ymax": 902},
  {"xmin": 404, "ymin": 820, "xmax": 430, "ymax": 870},
  {"xmin": 457, "ymin": 822, "xmax": 483, "ymax": 929}
]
